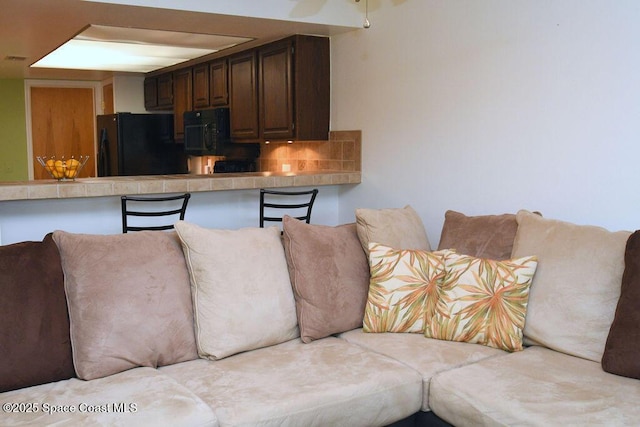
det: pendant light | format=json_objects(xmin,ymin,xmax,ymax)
[{"xmin": 355, "ymin": 0, "xmax": 371, "ymax": 28}]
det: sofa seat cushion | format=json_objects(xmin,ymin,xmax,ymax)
[
  {"xmin": 429, "ymin": 346, "xmax": 640, "ymax": 426},
  {"xmin": 0, "ymin": 367, "xmax": 217, "ymax": 427},
  {"xmin": 160, "ymin": 337, "xmax": 422, "ymax": 427},
  {"xmin": 339, "ymin": 328, "xmax": 505, "ymax": 411}
]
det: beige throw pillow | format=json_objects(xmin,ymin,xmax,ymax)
[
  {"xmin": 511, "ymin": 210, "xmax": 630, "ymax": 362},
  {"xmin": 282, "ymin": 216, "xmax": 370, "ymax": 342},
  {"xmin": 175, "ymin": 221, "xmax": 299, "ymax": 359},
  {"xmin": 52, "ymin": 230, "xmax": 198, "ymax": 381},
  {"xmin": 356, "ymin": 205, "xmax": 431, "ymax": 256}
]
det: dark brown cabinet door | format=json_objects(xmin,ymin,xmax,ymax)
[
  {"xmin": 258, "ymin": 35, "xmax": 329, "ymax": 141},
  {"xmin": 229, "ymin": 51, "xmax": 259, "ymax": 141},
  {"xmin": 144, "ymin": 77, "xmax": 158, "ymax": 110},
  {"xmin": 210, "ymin": 59, "xmax": 228, "ymax": 107},
  {"xmin": 259, "ymin": 39, "xmax": 293, "ymax": 140},
  {"xmin": 289, "ymin": 35, "xmax": 330, "ymax": 141},
  {"xmin": 173, "ymin": 68, "xmax": 193, "ymax": 141},
  {"xmin": 193, "ymin": 64, "xmax": 210, "ymax": 109},
  {"xmin": 156, "ymin": 73, "xmax": 173, "ymax": 109}
]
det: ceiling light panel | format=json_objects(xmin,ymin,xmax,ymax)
[{"xmin": 32, "ymin": 25, "xmax": 253, "ymax": 73}]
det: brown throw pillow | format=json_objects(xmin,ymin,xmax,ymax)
[
  {"xmin": 53, "ymin": 230, "xmax": 198, "ymax": 380},
  {"xmin": 283, "ymin": 216, "xmax": 370, "ymax": 342},
  {"xmin": 437, "ymin": 210, "xmax": 520, "ymax": 260},
  {"xmin": 0, "ymin": 233, "xmax": 75, "ymax": 392},
  {"xmin": 602, "ymin": 231, "xmax": 640, "ymax": 379}
]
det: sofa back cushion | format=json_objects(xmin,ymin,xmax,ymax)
[
  {"xmin": 0, "ymin": 234, "xmax": 75, "ymax": 392},
  {"xmin": 511, "ymin": 210, "xmax": 630, "ymax": 362},
  {"xmin": 175, "ymin": 221, "xmax": 299, "ymax": 359},
  {"xmin": 355, "ymin": 205, "xmax": 431, "ymax": 256},
  {"xmin": 282, "ymin": 216, "xmax": 369, "ymax": 342},
  {"xmin": 437, "ymin": 210, "xmax": 520, "ymax": 260},
  {"xmin": 53, "ymin": 230, "xmax": 198, "ymax": 380},
  {"xmin": 602, "ymin": 230, "xmax": 640, "ymax": 379}
]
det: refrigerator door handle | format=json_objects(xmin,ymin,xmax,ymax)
[{"xmin": 98, "ymin": 128, "xmax": 110, "ymax": 176}]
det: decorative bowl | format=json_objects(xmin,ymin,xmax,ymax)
[{"xmin": 37, "ymin": 156, "xmax": 89, "ymax": 181}]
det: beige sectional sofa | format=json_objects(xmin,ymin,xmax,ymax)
[{"xmin": 1, "ymin": 207, "xmax": 639, "ymax": 426}]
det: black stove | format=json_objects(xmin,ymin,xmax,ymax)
[{"xmin": 214, "ymin": 159, "xmax": 257, "ymax": 173}]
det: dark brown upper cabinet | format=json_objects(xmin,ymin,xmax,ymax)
[
  {"xmin": 189, "ymin": 59, "xmax": 228, "ymax": 110},
  {"xmin": 193, "ymin": 64, "xmax": 210, "ymax": 109},
  {"xmin": 229, "ymin": 50, "xmax": 259, "ymax": 141},
  {"xmin": 259, "ymin": 39, "xmax": 293, "ymax": 140},
  {"xmin": 259, "ymin": 35, "xmax": 329, "ymax": 141},
  {"xmin": 157, "ymin": 73, "xmax": 174, "ymax": 109},
  {"xmin": 143, "ymin": 77, "xmax": 158, "ymax": 110},
  {"xmin": 210, "ymin": 59, "xmax": 229, "ymax": 107},
  {"xmin": 144, "ymin": 72, "xmax": 173, "ymax": 110},
  {"xmin": 143, "ymin": 35, "xmax": 329, "ymax": 143},
  {"xmin": 173, "ymin": 68, "xmax": 193, "ymax": 141}
]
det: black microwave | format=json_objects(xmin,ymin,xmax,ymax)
[{"xmin": 183, "ymin": 108, "xmax": 230, "ymax": 155}]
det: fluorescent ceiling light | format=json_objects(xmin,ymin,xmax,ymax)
[{"xmin": 32, "ymin": 25, "xmax": 252, "ymax": 73}]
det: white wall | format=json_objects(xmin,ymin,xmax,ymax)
[
  {"xmin": 85, "ymin": 0, "xmax": 364, "ymax": 28},
  {"xmin": 331, "ymin": 0, "xmax": 640, "ymax": 245},
  {"xmin": 112, "ymin": 75, "xmax": 147, "ymax": 113},
  {"xmin": 0, "ymin": 186, "xmax": 340, "ymax": 245}
]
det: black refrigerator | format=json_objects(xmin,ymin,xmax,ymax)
[{"xmin": 97, "ymin": 113, "xmax": 188, "ymax": 177}]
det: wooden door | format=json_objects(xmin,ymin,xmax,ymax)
[
  {"xmin": 30, "ymin": 87, "xmax": 96, "ymax": 180},
  {"xmin": 229, "ymin": 51, "xmax": 259, "ymax": 141},
  {"xmin": 259, "ymin": 39, "xmax": 294, "ymax": 140},
  {"xmin": 173, "ymin": 68, "xmax": 193, "ymax": 141}
]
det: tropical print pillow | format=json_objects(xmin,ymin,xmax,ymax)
[
  {"xmin": 363, "ymin": 243, "xmax": 452, "ymax": 333},
  {"xmin": 424, "ymin": 253, "xmax": 538, "ymax": 352}
]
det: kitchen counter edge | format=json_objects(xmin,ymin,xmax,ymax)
[{"xmin": 0, "ymin": 171, "xmax": 361, "ymax": 202}]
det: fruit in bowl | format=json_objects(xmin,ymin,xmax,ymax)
[
  {"xmin": 37, "ymin": 156, "xmax": 89, "ymax": 181},
  {"xmin": 64, "ymin": 158, "xmax": 81, "ymax": 178}
]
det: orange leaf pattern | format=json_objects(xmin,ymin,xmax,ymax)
[
  {"xmin": 363, "ymin": 243, "xmax": 453, "ymax": 333},
  {"xmin": 424, "ymin": 253, "xmax": 538, "ymax": 351}
]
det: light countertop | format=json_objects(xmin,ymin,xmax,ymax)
[{"xmin": 0, "ymin": 171, "xmax": 361, "ymax": 202}]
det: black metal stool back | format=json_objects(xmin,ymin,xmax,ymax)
[
  {"xmin": 121, "ymin": 193, "xmax": 191, "ymax": 233},
  {"xmin": 259, "ymin": 189, "xmax": 318, "ymax": 228}
]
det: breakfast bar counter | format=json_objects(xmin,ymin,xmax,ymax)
[{"xmin": 0, "ymin": 170, "xmax": 361, "ymax": 202}]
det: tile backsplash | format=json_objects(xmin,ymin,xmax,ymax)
[
  {"xmin": 258, "ymin": 130, "xmax": 361, "ymax": 173},
  {"xmin": 191, "ymin": 130, "xmax": 361, "ymax": 174}
]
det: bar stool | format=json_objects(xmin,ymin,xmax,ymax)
[
  {"xmin": 259, "ymin": 189, "xmax": 319, "ymax": 228},
  {"xmin": 121, "ymin": 193, "xmax": 191, "ymax": 233}
]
